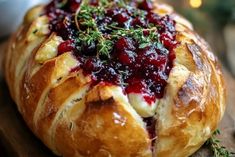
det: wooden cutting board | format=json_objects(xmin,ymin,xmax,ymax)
[{"xmin": 0, "ymin": 41, "xmax": 234, "ymax": 157}]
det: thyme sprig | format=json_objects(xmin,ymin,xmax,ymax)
[
  {"xmin": 206, "ymin": 129, "xmax": 235, "ymax": 157},
  {"xmin": 75, "ymin": 1, "xmax": 114, "ymax": 57},
  {"xmin": 74, "ymin": 0, "xmax": 161, "ymax": 58},
  {"xmin": 109, "ymin": 25, "xmax": 160, "ymax": 49}
]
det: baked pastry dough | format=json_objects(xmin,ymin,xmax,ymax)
[{"xmin": 4, "ymin": 0, "xmax": 226, "ymax": 157}]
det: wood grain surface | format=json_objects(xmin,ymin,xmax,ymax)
[{"xmin": 0, "ymin": 40, "xmax": 234, "ymax": 157}]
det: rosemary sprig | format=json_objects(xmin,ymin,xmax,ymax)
[{"xmin": 206, "ymin": 129, "xmax": 235, "ymax": 157}]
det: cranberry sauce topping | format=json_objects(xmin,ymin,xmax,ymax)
[{"xmin": 45, "ymin": 0, "xmax": 177, "ymax": 104}]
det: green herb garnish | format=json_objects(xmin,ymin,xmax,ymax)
[
  {"xmin": 206, "ymin": 129, "xmax": 235, "ymax": 157},
  {"xmin": 74, "ymin": 0, "xmax": 162, "ymax": 58}
]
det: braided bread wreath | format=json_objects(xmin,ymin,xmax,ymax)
[{"xmin": 4, "ymin": 0, "xmax": 226, "ymax": 157}]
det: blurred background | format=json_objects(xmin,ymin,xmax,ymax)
[{"xmin": 0, "ymin": 0, "xmax": 49, "ymax": 38}]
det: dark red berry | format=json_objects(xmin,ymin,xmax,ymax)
[
  {"xmin": 114, "ymin": 12, "xmax": 129, "ymax": 25},
  {"xmin": 143, "ymin": 30, "xmax": 150, "ymax": 36},
  {"xmin": 106, "ymin": 8, "xmax": 119, "ymax": 17},
  {"xmin": 131, "ymin": 17, "xmax": 147, "ymax": 27},
  {"xmin": 147, "ymin": 12, "xmax": 161, "ymax": 25},
  {"xmin": 160, "ymin": 32, "xmax": 177, "ymax": 49},
  {"xmin": 52, "ymin": 16, "xmax": 73, "ymax": 39},
  {"xmin": 149, "ymin": 55, "xmax": 167, "ymax": 68},
  {"xmin": 69, "ymin": 0, "xmax": 81, "ymax": 12},
  {"xmin": 117, "ymin": 50, "xmax": 136, "ymax": 65},
  {"xmin": 136, "ymin": 46, "xmax": 157, "ymax": 63},
  {"xmin": 58, "ymin": 40, "xmax": 75, "ymax": 55},
  {"xmin": 139, "ymin": 0, "xmax": 153, "ymax": 11},
  {"xmin": 83, "ymin": 58, "xmax": 101, "ymax": 73},
  {"xmin": 115, "ymin": 37, "xmax": 135, "ymax": 51}
]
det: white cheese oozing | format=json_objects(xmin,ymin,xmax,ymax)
[
  {"xmin": 128, "ymin": 93, "xmax": 158, "ymax": 118},
  {"xmin": 35, "ymin": 34, "xmax": 63, "ymax": 63}
]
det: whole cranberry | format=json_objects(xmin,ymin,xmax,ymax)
[
  {"xmin": 138, "ymin": 0, "xmax": 153, "ymax": 11},
  {"xmin": 54, "ymin": 16, "xmax": 72, "ymax": 39},
  {"xmin": 55, "ymin": 20, "xmax": 68, "ymax": 32},
  {"xmin": 69, "ymin": 0, "xmax": 81, "ymax": 12},
  {"xmin": 115, "ymin": 37, "xmax": 135, "ymax": 51},
  {"xmin": 131, "ymin": 17, "xmax": 147, "ymax": 27},
  {"xmin": 143, "ymin": 30, "xmax": 150, "ymax": 36},
  {"xmin": 58, "ymin": 40, "xmax": 75, "ymax": 55},
  {"xmin": 114, "ymin": 12, "xmax": 130, "ymax": 25},
  {"xmin": 117, "ymin": 50, "xmax": 136, "ymax": 65},
  {"xmin": 160, "ymin": 32, "xmax": 174, "ymax": 48},
  {"xmin": 147, "ymin": 12, "xmax": 161, "ymax": 25},
  {"xmin": 83, "ymin": 58, "xmax": 101, "ymax": 72},
  {"xmin": 106, "ymin": 8, "xmax": 119, "ymax": 17},
  {"xmin": 136, "ymin": 46, "xmax": 157, "ymax": 63}
]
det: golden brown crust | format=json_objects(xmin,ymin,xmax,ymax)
[
  {"xmin": 54, "ymin": 84, "xmax": 151, "ymax": 157},
  {"xmin": 153, "ymin": 6, "xmax": 226, "ymax": 156},
  {"xmin": 4, "ymin": 2, "xmax": 226, "ymax": 157}
]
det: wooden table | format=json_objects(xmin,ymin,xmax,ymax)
[{"xmin": 0, "ymin": 40, "xmax": 234, "ymax": 157}]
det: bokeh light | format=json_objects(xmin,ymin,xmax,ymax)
[{"xmin": 189, "ymin": 0, "xmax": 202, "ymax": 8}]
